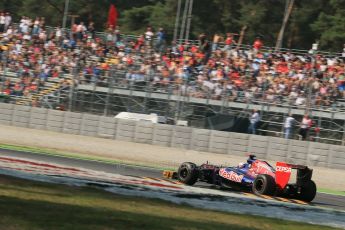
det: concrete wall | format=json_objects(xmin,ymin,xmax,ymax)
[
  {"xmin": 63, "ymin": 112, "xmax": 83, "ymax": 135},
  {"xmin": 171, "ymin": 126, "xmax": 192, "ymax": 149},
  {"xmin": 152, "ymin": 124, "xmax": 173, "ymax": 147},
  {"xmin": 1, "ymin": 103, "xmax": 345, "ymax": 169},
  {"xmin": 134, "ymin": 121, "xmax": 154, "ymax": 144},
  {"xmin": 29, "ymin": 107, "xmax": 48, "ymax": 130}
]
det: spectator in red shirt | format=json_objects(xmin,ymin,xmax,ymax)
[
  {"xmin": 253, "ymin": 37, "xmax": 263, "ymax": 53},
  {"xmin": 135, "ymin": 34, "xmax": 145, "ymax": 51},
  {"xmin": 223, "ymin": 33, "xmax": 237, "ymax": 51},
  {"xmin": 2, "ymin": 87, "xmax": 11, "ymax": 95}
]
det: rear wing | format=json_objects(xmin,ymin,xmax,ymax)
[{"xmin": 275, "ymin": 162, "xmax": 313, "ymax": 190}]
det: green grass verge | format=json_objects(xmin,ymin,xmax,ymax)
[
  {"xmin": 0, "ymin": 143, "xmax": 344, "ymax": 197},
  {"xmin": 318, "ymin": 188, "xmax": 345, "ymax": 196},
  {"xmin": 0, "ymin": 174, "xmax": 340, "ymax": 230}
]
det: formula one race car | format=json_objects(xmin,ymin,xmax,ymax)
[{"xmin": 164, "ymin": 155, "xmax": 317, "ymax": 202}]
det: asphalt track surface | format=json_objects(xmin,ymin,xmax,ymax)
[{"xmin": 0, "ymin": 148, "xmax": 344, "ymax": 211}]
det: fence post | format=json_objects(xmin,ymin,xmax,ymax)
[{"xmin": 104, "ymin": 67, "xmax": 116, "ymax": 116}]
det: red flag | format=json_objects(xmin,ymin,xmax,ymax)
[{"xmin": 107, "ymin": 4, "xmax": 118, "ymax": 29}]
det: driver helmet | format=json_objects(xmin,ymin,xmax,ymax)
[
  {"xmin": 247, "ymin": 154, "xmax": 256, "ymax": 164},
  {"xmin": 238, "ymin": 162, "xmax": 245, "ymax": 168}
]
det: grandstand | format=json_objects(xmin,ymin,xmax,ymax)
[{"xmin": 1, "ymin": 17, "xmax": 345, "ymax": 145}]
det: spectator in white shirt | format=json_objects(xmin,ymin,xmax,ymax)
[
  {"xmin": 20, "ymin": 22, "xmax": 29, "ymax": 34},
  {"xmin": 248, "ymin": 109, "xmax": 260, "ymax": 134},
  {"xmin": 284, "ymin": 113, "xmax": 297, "ymax": 139},
  {"xmin": 144, "ymin": 26, "xmax": 154, "ymax": 47},
  {"xmin": 4, "ymin": 12, "xmax": 11, "ymax": 31},
  {"xmin": 295, "ymin": 91, "xmax": 306, "ymax": 106},
  {"xmin": 55, "ymin": 26, "xmax": 62, "ymax": 43}
]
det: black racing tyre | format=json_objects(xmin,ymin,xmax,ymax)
[
  {"xmin": 252, "ymin": 174, "xmax": 276, "ymax": 196},
  {"xmin": 177, "ymin": 162, "xmax": 199, "ymax": 185},
  {"xmin": 299, "ymin": 180, "xmax": 317, "ymax": 202}
]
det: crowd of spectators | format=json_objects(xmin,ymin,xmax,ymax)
[
  {"xmin": 0, "ymin": 13, "xmax": 79, "ymax": 102},
  {"xmin": 1, "ymin": 12, "xmax": 345, "ymax": 112}
]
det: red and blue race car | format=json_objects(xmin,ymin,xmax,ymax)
[{"xmin": 164, "ymin": 155, "xmax": 317, "ymax": 202}]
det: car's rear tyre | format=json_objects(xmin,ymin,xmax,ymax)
[
  {"xmin": 299, "ymin": 180, "xmax": 317, "ymax": 202},
  {"xmin": 252, "ymin": 174, "xmax": 276, "ymax": 196},
  {"xmin": 177, "ymin": 162, "xmax": 199, "ymax": 185}
]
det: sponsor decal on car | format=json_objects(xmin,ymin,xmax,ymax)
[
  {"xmin": 219, "ymin": 168, "xmax": 243, "ymax": 183},
  {"xmin": 275, "ymin": 162, "xmax": 292, "ymax": 189},
  {"xmin": 276, "ymin": 165, "xmax": 292, "ymax": 173},
  {"xmin": 251, "ymin": 161, "xmax": 275, "ymax": 176}
]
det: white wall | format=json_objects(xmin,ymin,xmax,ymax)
[{"xmin": 1, "ymin": 103, "xmax": 344, "ymax": 169}]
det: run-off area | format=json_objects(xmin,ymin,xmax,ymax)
[{"xmin": 0, "ymin": 155, "xmax": 344, "ymax": 229}]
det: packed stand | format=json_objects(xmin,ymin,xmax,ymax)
[
  {"xmin": 1, "ymin": 12, "xmax": 345, "ymax": 111},
  {"xmin": 0, "ymin": 13, "xmax": 79, "ymax": 105},
  {"xmin": 79, "ymin": 27, "xmax": 345, "ymax": 111}
]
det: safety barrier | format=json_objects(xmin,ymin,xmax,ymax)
[{"xmin": 0, "ymin": 102, "xmax": 344, "ymax": 169}]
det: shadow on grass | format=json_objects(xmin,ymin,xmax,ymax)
[
  {"xmin": 0, "ymin": 184, "xmax": 73, "ymax": 198},
  {"xmin": 0, "ymin": 195, "xmax": 256, "ymax": 230}
]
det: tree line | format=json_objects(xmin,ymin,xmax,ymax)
[{"xmin": 1, "ymin": 0, "xmax": 344, "ymax": 52}]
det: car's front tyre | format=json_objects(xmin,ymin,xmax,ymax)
[{"xmin": 177, "ymin": 162, "xmax": 199, "ymax": 185}]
